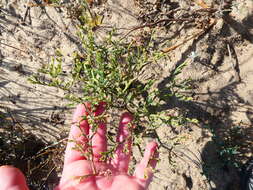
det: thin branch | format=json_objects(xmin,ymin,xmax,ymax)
[
  {"xmin": 0, "ymin": 42, "xmax": 28, "ymax": 53},
  {"xmin": 120, "ymin": 18, "xmax": 194, "ymax": 41},
  {"xmin": 162, "ymin": 18, "xmax": 217, "ymax": 53}
]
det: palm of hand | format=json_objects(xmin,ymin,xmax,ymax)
[
  {"xmin": 0, "ymin": 103, "xmax": 158, "ymax": 190},
  {"xmin": 57, "ymin": 159, "xmax": 151, "ymax": 190}
]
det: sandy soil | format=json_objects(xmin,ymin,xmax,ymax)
[{"xmin": 0, "ymin": 0, "xmax": 253, "ymax": 189}]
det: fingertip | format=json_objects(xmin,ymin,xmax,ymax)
[
  {"xmin": 72, "ymin": 103, "xmax": 90, "ymax": 122},
  {"xmin": 145, "ymin": 141, "xmax": 159, "ymax": 168},
  {"xmin": 146, "ymin": 141, "xmax": 158, "ymax": 149},
  {"xmin": 70, "ymin": 103, "xmax": 90, "ymax": 136},
  {"xmin": 94, "ymin": 102, "xmax": 107, "ymax": 116},
  {"xmin": 145, "ymin": 141, "xmax": 158, "ymax": 155},
  {"xmin": 116, "ymin": 112, "xmax": 134, "ymax": 142},
  {"xmin": 0, "ymin": 165, "xmax": 29, "ymax": 190},
  {"xmin": 120, "ymin": 112, "xmax": 133, "ymax": 124},
  {"xmin": 117, "ymin": 112, "xmax": 134, "ymax": 143}
]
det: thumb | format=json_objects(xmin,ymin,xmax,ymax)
[{"xmin": 0, "ymin": 165, "xmax": 29, "ymax": 190}]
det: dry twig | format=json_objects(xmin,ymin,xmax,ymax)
[
  {"xmin": 162, "ymin": 18, "xmax": 217, "ymax": 53},
  {"xmin": 120, "ymin": 18, "xmax": 194, "ymax": 41}
]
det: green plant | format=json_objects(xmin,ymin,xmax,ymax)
[
  {"xmin": 66, "ymin": 0, "xmax": 103, "ymax": 30},
  {"xmin": 29, "ymin": 8, "xmax": 195, "ymax": 159},
  {"xmin": 211, "ymin": 125, "xmax": 244, "ymax": 168}
]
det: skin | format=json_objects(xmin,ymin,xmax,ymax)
[{"xmin": 0, "ymin": 102, "xmax": 158, "ymax": 190}]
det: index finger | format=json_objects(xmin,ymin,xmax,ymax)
[{"xmin": 63, "ymin": 103, "xmax": 91, "ymax": 165}]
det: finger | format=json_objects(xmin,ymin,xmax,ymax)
[
  {"xmin": 111, "ymin": 112, "xmax": 133, "ymax": 173},
  {"xmin": 0, "ymin": 165, "xmax": 29, "ymax": 190},
  {"xmin": 64, "ymin": 103, "xmax": 91, "ymax": 165},
  {"xmin": 134, "ymin": 141, "xmax": 158, "ymax": 187},
  {"xmin": 90, "ymin": 102, "xmax": 107, "ymax": 162}
]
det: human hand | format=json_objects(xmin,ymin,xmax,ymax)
[{"xmin": 0, "ymin": 102, "xmax": 158, "ymax": 190}]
